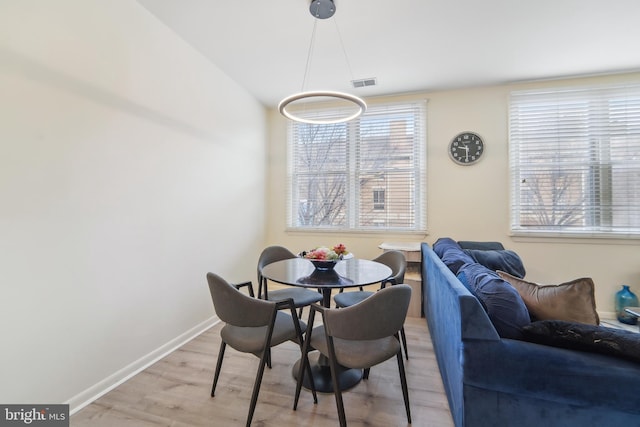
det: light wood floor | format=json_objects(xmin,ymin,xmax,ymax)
[{"xmin": 71, "ymin": 314, "xmax": 453, "ymax": 427}]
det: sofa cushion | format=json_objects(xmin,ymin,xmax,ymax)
[
  {"xmin": 433, "ymin": 237, "xmax": 475, "ymax": 275},
  {"xmin": 457, "ymin": 241, "xmax": 505, "ymax": 250},
  {"xmin": 464, "ymin": 248, "xmax": 526, "ymax": 278},
  {"xmin": 522, "ymin": 320, "xmax": 640, "ymax": 364},
  {"xmin": 497, "ymin": 271, "xmax": 599, "ymax": 325},
  {"xmin": 457, "ymin": 263, "xmax": 530, "ymax": 339}
]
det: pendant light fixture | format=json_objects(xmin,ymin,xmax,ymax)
[{"xmin": 278, "ymin": 0, "xmax": 367, "ymax": 125}]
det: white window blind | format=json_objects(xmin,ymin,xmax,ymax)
[
  {"xmin": 287, "ymin": 101, "xmax": 427, "ymax": 232},
  {"xmin": 509, "ymin": 83, "xmax": 640, "ymax": 236}
]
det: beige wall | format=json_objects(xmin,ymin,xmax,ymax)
[
  {"xmin": 3, "ymin": 0, "xmax": 636, "ymax": 410},
  {"xmin": 0, "ymin": 0, "xmax": 267, "ymax": 409},
  {"xmin": 267, "ymin": 72, "xmax": 640, "ymax": 317}
]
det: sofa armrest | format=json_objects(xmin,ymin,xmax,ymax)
[{"xmin": 423, "ymin": 242, "xmax": 502, "ymax": 427}]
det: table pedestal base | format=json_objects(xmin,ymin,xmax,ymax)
[{"xmin": 292, "ymin": 352, "xmax": 362, "ymax": 393}]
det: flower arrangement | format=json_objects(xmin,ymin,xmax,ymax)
[{"xmin": 300, "ymin": 244, "xmax": 349, "ymax": 261}]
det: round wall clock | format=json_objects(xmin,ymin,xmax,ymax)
[{"xmin": 448, "ymin": 132, "xmax": 485, "ymax": 165}]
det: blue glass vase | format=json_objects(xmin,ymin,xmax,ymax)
[{"xmin": 615, "ymin": 285, "xmax": 639, "ymax": 325}]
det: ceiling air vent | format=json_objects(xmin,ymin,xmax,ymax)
[{"xmin": 351, "ymin": 77, "xmax": 377, "ymax": 88}]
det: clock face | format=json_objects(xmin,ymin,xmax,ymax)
[{"xmin": 449, "ymin": 132, "xmax": 484, "ymax": 165}]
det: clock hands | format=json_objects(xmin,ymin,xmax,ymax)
[{"xmin": 459, "ymin": 143, "xmax": 470, "ymax": 161}]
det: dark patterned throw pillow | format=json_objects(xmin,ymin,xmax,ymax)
[{"xmin": 522, "ymin": 320, "xmax": 640, "ymax": 364}]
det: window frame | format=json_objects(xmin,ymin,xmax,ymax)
[
  {"xmin": 509, "ymin": 82, "xmax": 640, "ymax": 238},
  {"xmin": 286, "ymin": 100, "xmax": 428, "ymax": 234}
]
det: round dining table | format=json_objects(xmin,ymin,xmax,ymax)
[{"xmin": 261, "ymin": 257, "xmax": 392, "ymax": 392}]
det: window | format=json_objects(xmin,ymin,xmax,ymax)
[
  {"xmin": 373, "ymin": 189, "xmax": 385, "ymax": 210},
  {"xmin": 509, "ymin": 83, "xmax": 640, "ymax": 236},
  {"xmin": 287, "ymin": 101, "xmax": 427, "ymax": 232}
]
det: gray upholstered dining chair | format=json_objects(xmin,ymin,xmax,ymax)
[
  {"xmin": 206, "ymin": 272, "xmax": 317, "ymax": 427},
  {"xmin": 333, "ymin": 250, "xmax": 410, "ymax": 359},
  {"xmin": 258, "ymin": 245, "xmax": 323, "ymax": 317},
  {"xmin": 294, "ymin": 284, "xmax": 412, "ymax": 427}
]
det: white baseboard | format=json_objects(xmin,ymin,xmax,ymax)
[{"xmin": 67, "ymin": 316, "xmax": 220, "ymax": 415}]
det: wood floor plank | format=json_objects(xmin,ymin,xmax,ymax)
[{"xmin": 71, "ymin": 316, "xmax": 453, "ymax": 427}]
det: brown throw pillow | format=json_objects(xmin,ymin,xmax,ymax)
[{"xmin": 497, "ymin": 271, "xmax": 599, "ymax": 325}]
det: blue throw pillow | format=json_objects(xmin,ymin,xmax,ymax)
[
  {"xmin": 457, "ymin": 263, "xmax": 530, "ymax": 339},
  {"xmin": 463, "ymin": 248, "xmax": 526, "ymax": 278},
  {"xmin": 433, "ymin": 238, "xmax": 475, "ymax": 275},
  {"xmin": 457, "ymin": 270, "xmax": 487, "ymax": 312}
]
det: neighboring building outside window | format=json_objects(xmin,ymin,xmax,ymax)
[
  {"xmin": 509, "ymin": 82, "xmax": 640, "ymax": 237},
  {"xmin": 287, "ymin": 101, "xmax": 427, "ymax": 232}
]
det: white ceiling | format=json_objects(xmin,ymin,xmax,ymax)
[{"xmin": 137, "ymin": 0, "xmax": 640, "ymax": 108}]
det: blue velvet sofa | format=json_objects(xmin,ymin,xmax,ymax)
[{"xmin": 421, "ymin": 241, "xmax": 640, "ymax": 427}]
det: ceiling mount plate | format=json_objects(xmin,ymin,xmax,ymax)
[{"xmin": 310, "ymin": 0, "xmax": 335, "ymax": 19}]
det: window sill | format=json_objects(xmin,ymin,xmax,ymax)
[
  {"xmin": 510, "ymin": 231, "xmax": 640, "ymax": 245},
  {"xmin": 286, "ymin": 228, "xmax": 428, "ymax": 238}
]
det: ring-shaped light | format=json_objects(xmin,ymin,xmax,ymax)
[{"xmin": 278, "ymin": 90, "xmax": 367, "ymax": 125}]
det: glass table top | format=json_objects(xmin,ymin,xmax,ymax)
[{"xmin": 261, "ymin": 257, "xmax": 392, "ymax": 290}]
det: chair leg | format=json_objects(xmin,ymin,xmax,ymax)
[
  {"xmin": 400, "ymin": 326, "xmax": 409, "ymax": 360},
  {"xmin": 326, "ymin": 338, "xmax": 347, "ymax": 427},
  {"xmin": 294, "ymin": 341, "xmax": 317, "ymax": 409},
  {"xmin": 363, "ymin": 368, "xmax": 370, "ymax": 379},
  {"xmin": 260, "ymin": 278, "xmax": 269, "ymax": 300},
  {"xmin": 396, "ymin": 350, "xmax": 412, "ymax": 424},
  {"xmin": 294, "ymin": 310, "xmax": 317, "ymax": 410},
  {"xmin": 304, "ymin": 355, "xmax": 317, "ymax": 404},
  {"xmin": 257, "ymin": 280, "xmax": 264, "ymax": 299},
  {"xmin": 211, "ymin": 341, "xmax": 226, "ymax": 397},
  {"xmin": 293, "ymin": 352, "xmax": 307, "ymax": 410},
  {"xmin": 246, "ymin": 351, "xmax": 269, "ymax": 427}
]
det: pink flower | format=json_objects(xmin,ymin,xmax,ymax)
[
  {"xmin": 301, "ymin": 244, "xmax": 348, "ymax": 260},
  {"xmin": 333, "ymin": 243, "xmax": 347, "ymax": 255}
]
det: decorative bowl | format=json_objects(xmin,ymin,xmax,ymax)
[
  {"xmin": 299, "ymin": 244, "xmax": 352, "ymax": 271},
  {"xmin": 309, "ymin": 259, "xmax": 340, "ymax": 270}
]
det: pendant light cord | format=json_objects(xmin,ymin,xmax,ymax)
[
  {"xmin": 301, "ymin": 13, "xmax": 319, "ymax": 92},
  {"xmin": 333, "ymin": 16, "xmax": 356, "ymax": 83},
  {"xmin": 302, "ymin": 4, "xmax": 355, "ymax": 92}
]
